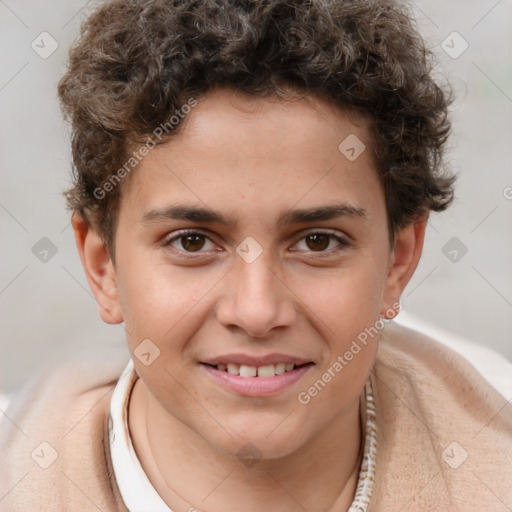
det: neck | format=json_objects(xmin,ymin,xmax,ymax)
[{"xmin": 128, "ymin": 378, "xmax": 363, "ymax": 512}]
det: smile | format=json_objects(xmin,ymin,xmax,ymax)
[
  {"xmin": 200, "ymin": 362, "xmax": 314, "ymax": 397},
  {"xmin": 207, "ymin": 362, "xmax": 299, "ymax": 377}
]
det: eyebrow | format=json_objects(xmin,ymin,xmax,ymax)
[
  {"xmin": 277, "ymin": 203, "xmax": 367, "ymax": 226},
  {"xmin": 142, "ymin": 202, "xmax": 367, "ymax": 227},
  {"xmin": 143, "ymin": 205, "xmax": 233, "ymax": 226}
]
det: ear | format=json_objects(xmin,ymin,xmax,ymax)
[
  {"xmin": 381, "ymin": 215, "xmax": 428, "ymax": 319},
  {"xmin": 72, "ymin": 212, "xmax": 123, "ymax": 324}
]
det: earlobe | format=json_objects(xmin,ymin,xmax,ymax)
[
  {"xmin": 72, "ymin": 212, "xmax": 123, "ymax": 324},
  {"xmin": 381, "ymin": 215, "xmax": 428, "ymax": 318}
]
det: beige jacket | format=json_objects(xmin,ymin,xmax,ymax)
[{"xmin": 1, "ymin": 322, "xmax": 511, "ymax": 511}]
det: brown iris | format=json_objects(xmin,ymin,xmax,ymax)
[
  {"xmin": 181, "ymin": 234, "xmax": 206, "ymax": 252},
  {"xmin": 305, "ymin": 234, "xmax": 330, "ymax": 251}
]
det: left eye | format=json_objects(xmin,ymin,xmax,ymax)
[
  {"xmin": 292, "ymin": 232, "xmax": 349, "ymax": 252},
  {"xmin": 166, "ymin": 232, "xmax": 215, "ymax": 253}
]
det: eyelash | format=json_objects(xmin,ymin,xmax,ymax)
[{"xmin": 162, "ymin": 229, "xmax": 351, "ymax": 259}]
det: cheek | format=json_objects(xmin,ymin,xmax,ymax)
[
  {"xmin": 115, "ymin": 248, "xmax": 222, "ymax": 336},
  {"xmin": 295, "ymin": 268, "xmax": 383, "ymax": 407},
  {"xmin": 291, "ymin": 260, "xmax": 388, "ymax": 333}
]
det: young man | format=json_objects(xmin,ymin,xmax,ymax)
[{"xmin": 1, "ymin": 0, "xmax": 511, "ymax": 510}]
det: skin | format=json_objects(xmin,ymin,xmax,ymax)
[{"xmin": 73, "ymin": 87, "xmax": 426, "ymax": 512}]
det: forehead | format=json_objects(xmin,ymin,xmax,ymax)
[
  {"xmin": 119, "ymin": 87, "xmax": 383, "ymax": 224},
  {"xmin": 179, "ymin": 87, "xmax": 373, "ymax": 159}
]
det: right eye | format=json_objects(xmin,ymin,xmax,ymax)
[{"xmin": 164, "ymin": 231, "xmax": 217, "ymax": 254}]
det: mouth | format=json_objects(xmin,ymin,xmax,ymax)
[
  {"xmin": 199, "ymin": 360, "xmax": 315, "ymax": 397},
  {"xmin": 201, "ymin": 361, "xmax": 312, "ymax": 377}
]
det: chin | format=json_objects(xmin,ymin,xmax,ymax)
[{"xmin": 207, "ymin": 424, "xmax": 307, "ymax": 462}]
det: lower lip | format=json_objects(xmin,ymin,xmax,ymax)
[{"xmin": 200, "ymin": 363, "xmax": 314, "ymax": 397}]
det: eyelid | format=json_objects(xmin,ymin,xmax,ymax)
[
  {"xmin": 162, "ymin": 229, "xmax": 219, "ymax": 255},
  {"xmin": 290, "ymin": 228, "xmax": 351, "ymax": 253}
]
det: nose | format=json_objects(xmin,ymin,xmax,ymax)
[{"xmin": 215, "ymin": 253, "xmax": 297, "ymax": 339}]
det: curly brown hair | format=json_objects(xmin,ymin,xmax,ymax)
[{"xmin": 58, "ymin": 0, "xmax": 455, "ymax": 259}]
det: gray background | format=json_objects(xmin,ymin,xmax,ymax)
[{"xmin": 1, "ymin": 0, "xmax": 511, "ymax": 393}]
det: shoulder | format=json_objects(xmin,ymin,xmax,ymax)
[
  {"xmin": 389, "ymin": 311, "xmax": 512, "ymax": 399},
  {"xmin": 371, "ymin": 319, "xmax": 512, "ymax": 510},
  {"xmin": 1, "ymin": 343, "xmax": 131, "ymax": 437},
  {"xmin": 0, "ymin": 344, "xmax": 131, "ymax": 510},
  {"xmin": 376, "ymin": 317, "xmax": 512, "ymax": 437}
]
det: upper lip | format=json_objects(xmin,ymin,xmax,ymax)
[{"xmin": 201, "ymin": 353, "xmax": 313, "ymax": 367}]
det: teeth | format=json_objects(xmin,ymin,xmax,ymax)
[
  {"xmin": 215, "ymin": 362, "xmax": 299, "ymax": 377},
  {"xmin": 227, "ymin": 363, "xmax": 239, "ymax": 375},
  {"xmin": 240, "ymin": 365, "xmax": 257, "ymax": 377},
  {"xmin": 257, "ymin": 364, "xmax": 275, "ymax": 377},
  {"xmin": 274, "ymin": 363, "xmax": 286, "ymax": 375}
]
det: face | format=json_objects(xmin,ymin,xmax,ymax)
[{"xmin": 83, "ymin": 87, "xmax": 418, "ymax": 460}]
